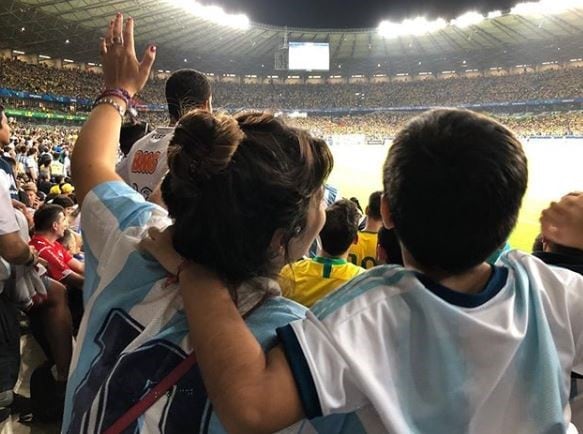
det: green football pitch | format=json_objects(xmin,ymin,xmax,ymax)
[{"xmin": 327, "ymin": 138, "xmax": 583, "ymax": 252}]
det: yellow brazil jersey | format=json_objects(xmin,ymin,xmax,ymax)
[
  {"xmin": 280, "ymin": 256, "xmax": 365, "ymax": 307},
  {"xmin": 348, "ymin": 231, "xmax": 378, "ymax": 269}
]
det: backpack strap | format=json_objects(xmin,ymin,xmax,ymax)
[{"xmin": 102, "ymin": 351, "xmax": 198, "ymax": 434}]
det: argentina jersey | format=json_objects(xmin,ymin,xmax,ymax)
[
  {"xmin": 63, "ymin": 181, "xmax": 321, "ymax": 434},
  {"xmin": 277, "ymin": 251, "xmax": 583, "ymax": 433}
]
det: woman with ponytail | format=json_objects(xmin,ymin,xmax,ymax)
[{"xmin": 63, "ymin": 14, "xmax": 333, "ymax": 434}]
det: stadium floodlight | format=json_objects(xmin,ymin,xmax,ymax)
[
  {"xmin": 165, "ymin": 0, "xmax": 250, "ymax": 30},
  {"xmin": 39, "ymin": 54, "xmax": 51, "ymax": 59},
  {"xmin": 63, "ymin": 59, "xmax": 74, "ymax": 63},
  {"xmin": 452, "ymin": 11, "xmax": 485, "ymax": 28},
  {"xmin": 511, "ymin": 0, "xmax": 582, "ymax": 16},
  {"xmin": 487, "ymin": 10, "xmax": 503, "ymax": 19},
  {"xmin": 378, "ymin": 16, "xmax": 447, "ymax": 38},
  {"xmin": 13, "ymin": 50, "xmax": 25, "ymax": 55}
]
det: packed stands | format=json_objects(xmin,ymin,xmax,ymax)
[{"xmin": 1, "ymin": 57, "xmax": 581, "ymax": 109}]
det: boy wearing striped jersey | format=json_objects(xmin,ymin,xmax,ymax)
[
  {"xmin": 282, "ymin": 200, "xmax": 365, "ymax": 307},
  {"xmin": 348, "ymin": 191, "xmax": 383, "ymax": 269},
  {"xmin": 146, "ymin": 108, "xmax": 583, "ymax": 433}
]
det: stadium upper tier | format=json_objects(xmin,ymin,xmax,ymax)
[
  {"xmin": 0, "ymin": 57, "xmax": 581, "ymax": 110},
  {"xmin": 0, "ymin": 0, "xmax": 582, "ymax": 74}
]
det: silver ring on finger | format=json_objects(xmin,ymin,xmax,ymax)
[{"xmin": 112, "ymin": 36, "xmax": 123, "ymax": 45}]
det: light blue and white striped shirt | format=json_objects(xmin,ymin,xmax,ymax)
[
  {"xmin": 279, "ymin": 251, "xmax": 583, "ymax": 433},
  {"xmin": 62, "ymin": 181, "xmax": 312, "ymax": 434}
]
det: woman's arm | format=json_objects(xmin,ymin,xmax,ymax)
[
  {"xmin": 72, "ymin": 13, "xmax": 155, "ymax": 205},
  {"xmin": 140, "ymin": 228, "xmax": 304, "ymax": 434}
]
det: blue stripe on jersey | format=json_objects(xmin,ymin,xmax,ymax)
[
  {"xmin": 151, "ymin": 310, "xmax": 189, "ymax": 345},
  {"xmin": 499, "ymin": 254, "xmax": 566, "ymax": 432},
  {"xmin": 277, "ymin": 324, "xmax": 323, "ymax": 419},
  {"xmin": 310, "ymin": 266, "xmax": 408, "ymax": 320},
  {"xmin": 82, "ymin": 243, "xmax": 101, "ymax": 305},
  {"xmin": 391, "ymin": 290, "xmax": 472, "ymax": 433},
  {"xmin": 246, "ymin": 297, "xmax": 306, "ymax": 350},
  {"xmin": 91, "ymin": 181, "xmax": 157, "ymax": 231},
  {"xmin": 63, "ymin": 251, "xmax": 167, "ymax": 430}
]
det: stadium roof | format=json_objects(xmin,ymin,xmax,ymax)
[{"xmin": 1, "ymin": 0, "xmax": 582, "ymax": 75}]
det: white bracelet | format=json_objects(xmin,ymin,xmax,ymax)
[{"xmin": 93, "ymin": 97, "xmax": 127, "ymax": 119}]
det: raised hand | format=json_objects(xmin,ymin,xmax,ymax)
[
  {"xmin": 99, "ymin": 13, "xmax": 156, "ymax": 97},
  {"xmin": 139, "ymin": 226, "xmax": 183, "ymax": 275},
  {"xmin": 540, "ymin": 192, "xmax": 583, "ymax": 250}
]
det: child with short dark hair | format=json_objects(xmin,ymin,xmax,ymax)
[
  {"xmin": 281, "ymin": 199, "xmax": 365, "ymax": 307},
  {"xmin": 144, "ymin": 109, "xmax": 583, "ymax": 433}
]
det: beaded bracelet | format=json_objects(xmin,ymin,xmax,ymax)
[
  {"xmin": 93, "ymin": 97, "xmax": 127, "ymax": 119},
  {"xmin": 96, "ymin": 89, "xmax": 130, "ymax": 107},
  {"xmin": 98, "ymin": 87, "xmax": 132, "ymax": 100}
]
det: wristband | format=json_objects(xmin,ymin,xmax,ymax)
[
  {"xmin": 98, "ymin": 87, "xmax": 133, "ymax": 101},
  {"xmin": 93, "ymin": 98, "xmax": 127, "ymax": 119},
  {"xmin": 96, "ymin": 90, "xmax": 129, "ymax": 107},
  {"xmin": 164, "ymin": 258, "xmax": 189, "ymax": 287}
]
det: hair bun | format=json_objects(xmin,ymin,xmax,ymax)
[{"xmin": 168, "ymin": 110, "xmax": 245, "ymax": 187}]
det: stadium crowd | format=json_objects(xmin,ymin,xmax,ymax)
[
  {"xmin": 289, "ymin": 111, "xmax": 583, "ymax": 138},
  {"xmin": 2, "ymin": 12, "xmax": 583, "ymax": 434},
  {"xmin": 1, "ymin": 57, "xmax": 582, "ymax": 109}
]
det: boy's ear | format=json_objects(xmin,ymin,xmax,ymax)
[{"xmin": 381, "ymin": 194, "xmax": 395, "ymax": 229}]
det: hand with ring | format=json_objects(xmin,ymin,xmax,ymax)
[{"xmin": 100, "ymin": 13, "xmax": 156, "ymax": 98}]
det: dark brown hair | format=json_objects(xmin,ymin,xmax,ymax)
[
  {"xmin": 165, "ymin": 69, "xmax": 212, "ymax": 122},
  {"xmin": 384, "ymin": 108, "xmax": 528, "ymax": 273},
  {"xmin": 320, "ymin": 199, "xmax": 360, "ymax": 256},
  {"xmin": 34, "ymin": 204, "xmax": 65, "ymax": 232},
  {"xmin": 162, "ymin": 110, "xmax": 333, "ymax": 288}
]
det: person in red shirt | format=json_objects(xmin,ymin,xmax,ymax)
[{"xmin": 30, "ymin": 204, "xmax": 84, "ymax": 290}]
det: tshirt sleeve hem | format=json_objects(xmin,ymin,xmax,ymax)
[{"xmin": 277, "ymin": 323, "xmax": 323, "ymax": 419}]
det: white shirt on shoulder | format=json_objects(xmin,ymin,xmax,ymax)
[{"xmin": 116, "ymin": 127, "xmax": 175, "ymax": 200}]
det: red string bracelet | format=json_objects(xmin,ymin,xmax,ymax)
[{"xmin": 164, "ymin": 258, "xmax": 189, "ymax": 287}]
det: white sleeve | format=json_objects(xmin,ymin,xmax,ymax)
[
  {"xmin": 277, "ymin": 311, "xmax": 367, "ymax": 418},
  {"xmin": 0, "ymin": 179, "xmax": 18, "ymax": 235}
]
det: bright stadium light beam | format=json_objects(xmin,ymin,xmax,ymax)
[
  {"xmin": 378, "ymin": 16, "xmax": 447, "ymax": 38},
  {"xmin": 511, "ymin": 0, "xmax": 583, "ymax": 16},
  {"xmin": 487, "ymin": 10, "xmax": 503, "ymax": 18},
  {"xmin": 165, "ymin": 0, "xmax": 250, "ymax": 29},
  {"xmin": 452, "ymin": 11, "xmax": 485, "ymax": 28}
]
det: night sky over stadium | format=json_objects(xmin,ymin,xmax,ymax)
[{"xmin": 214, "ymin": 0, "xmax": 519, "ymax": 28}]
